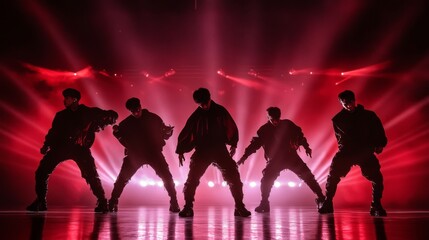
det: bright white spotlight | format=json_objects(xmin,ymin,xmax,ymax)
[
  {"xmin": 208, "ymin": 181, "xmax": 215, "ymax": 188},
  {"xmin": 174, "ymin": 180, "xmax": 180, "ymax": 186},
  {"xmin": 148, "ymin": 180, "xmax": 156, "ymax": 186},
  {"xmin": 157, "ymin": 181, "xmax": 164, "ymax": 187},
  {"xmin": 217, "ymin": 69, "xmax": 226, "ymax": 77},
  {"xmin": 287, "ymin": 181, "xmax": 297, "ymax": 188},
  {"xmin": 139, "ymin": 180, "xmax": 148, "ymax": 187},
  {"xmin": 221, "ymin": 181, "xmax": 228, "ymax": 187},
  {"xmin": 249, "ymin": 181, "xmax": 257, "ymax": 188},
  {"xmin": 141, "ymin": 71, "xmax": 150, "ymax": 77},
  {"xmin": 274, "ymin": 181, "xmax": 281, "ymax": 188}
]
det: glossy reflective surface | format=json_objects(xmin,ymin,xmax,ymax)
[{"xmin": 1, "ymin": 206, "xmax": 428, "ymax": 239}]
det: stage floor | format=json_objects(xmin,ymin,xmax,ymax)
[{"xmin": 1, "ymin": 206, "xmax": 428, "ymax": 239}]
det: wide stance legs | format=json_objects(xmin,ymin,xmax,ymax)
[{"xmin": 318, "ymin": 151, "xmax": 386, "ymax": 216}]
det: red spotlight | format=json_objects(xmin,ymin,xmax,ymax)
[
  {"xmin": 247, "ymin": 69, "xmax": 258, "ymax": 77},
  {"xmin": 217, "ymin": 69, "xmax": 226, "ymax": 77},
  {"xmin": 164, "ymin": 69, "xmax": 176, "ymax": 77},
  {"xmin": 141, "ymin": 71, "xmax": 150, "ymax": 78}
]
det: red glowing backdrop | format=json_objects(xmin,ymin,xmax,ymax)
[{"xmin": 1, "ymin": 0, "xmax": 428, "ymax": 210}]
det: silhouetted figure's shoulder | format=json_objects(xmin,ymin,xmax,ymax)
[
  {"xmin": 257, "ymin": 119, "xmax": 296, "ymax": 132},
  {"xmin": 209, "ymin": 101, "xmax": 227, "ymax": 111},
  {"xmin": 257, "ymin": 121, "xmax": 272, "ymax": 132},
  {"xmin": 54, "ymin": 104, "xmax": 87, "ymax": 117},
  {"xmin": 280, "ymin": 119, "xmax": 297, "ymax": 126},
  {"xmin": 121, "ymin": 109, "xmax": 162, "ymax": 124},
  {"xmin": 332, "ymin": 104, "xmax": 377, "ymax": 122},
  {"xmin": 187, "ymin": 101, "xmax": 228, "ymax": 119},
  {"xmin": 141, "ymin": 109, "xmax": 163, "ymax": 121}
]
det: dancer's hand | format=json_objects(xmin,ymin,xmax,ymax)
[
  {"xmin": 40, "ymin": 145, "xmax": 49, "ymax": 155},
  {"xmin": 179, "ymin": 154, "xmax": 185, "ymax": 167},
  {"xmin": 229, "ymin": 146, "xmax": 236, "ymax": 157},
  {"xmin": 305, "ymin": 147, "xmax": 312, "ymax": 158},
  {"xmin": 374, "ymin": 147, "xmax": 383, "ymax": 154},
  {"xmin": 237, "ymin": 156, "xmax": 247, "ymax": 165}
]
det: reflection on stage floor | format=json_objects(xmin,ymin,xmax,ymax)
[{"xmin": 1, "ymin": 206, "xmax": 428, "ymax": 239}]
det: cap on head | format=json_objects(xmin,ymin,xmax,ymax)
[
  {"xmin": 126, "ymin": 97, "xmax": 141, "ymax": 110},
  {"xmin": 62, "ymin": 88, "xmax": 81, "ymax": 101},
  {"xmin": 267, "ymin": 107, "xmax": 281, "ymax": 119},
  {"xmin": 193, "ymin": 88, "xmax": 211, "ymax": 104},
  {"xmin": 338, "ymin": 90, "xmax": 355, "ymax": 102}
]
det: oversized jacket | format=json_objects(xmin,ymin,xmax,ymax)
[
  {"xmin": 43, "ymin": 104, "xmax": 118, "ymax": 149},
  {"xmin": 242, "ymin": 119, "xmax": 310, "ymax": 162},
  {"xmin": 332, "ymin": 104, "xmax": 387, "ymax": 151},
  {"xmin": 176, "ymin": 101, "xmax": 238, "ymax": 154},
  {"xmin": 113, "ymin": 109, "xmax": 171, "ymax": 155}
]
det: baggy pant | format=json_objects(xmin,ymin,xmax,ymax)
[
  {"xmin": 110, "ymin": 152, "xmax": 177, "ymax": 202},
  {"xmin": 34, "ymin": 145, "xmax": 106, "ymax": 201},
  {"xmin": 324, "ymin": 150, "xmax": 384, "ymax": 202},
  {"xmin": 260, "ymin": 153, "xmax": 323, "ymax": 202},
  {"xmin": 182, "ymin": 146, "xmax": 245, "ymax": 208}
]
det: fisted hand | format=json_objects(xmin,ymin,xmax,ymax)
[
  {"xmin": 40, "ymin": 145, "xmax": 49, "ymax": 155},
  {"xmin": 178, "ymin": 154, "xmax": 185, "ymax": 167},
  {"xmin": 229, "ymin": 146, "xmax": 236, "ymax": 157},
  {"xmin": 237, "ymin": 156, "xmax": 247, "ymax": 165},
  {"xmin": 112, "ymin": 125, "xmax": 119, "ymax": 133},
  {"xmin": 305, "ymin": 147, "xmax": 312, "ymax": 158}
]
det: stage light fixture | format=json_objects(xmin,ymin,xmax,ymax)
[
  {"xmin": 139, "ymin": 180, "xmax": 148, "ymax": 187},
  {"xmin": 217, "ymin": 69, "xmax": 226, "ymax": 77},
  {"xmin": 287, "ymin": 181, "xmax": 296, "ymax": 188},
  {"xmin": 141, "ymin": 71, "xmax": 150, "ymax": 78},
  {"xmin": 164, "ymin": 69, "xmax": 176, "ymax": 78},
  {"xmin": 208, "ymin": 181, "xmax": 215, "ymax": 188},
  {"xmin": 247, "ymin": 69, "xmax": 259, "ymax": 77}
]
